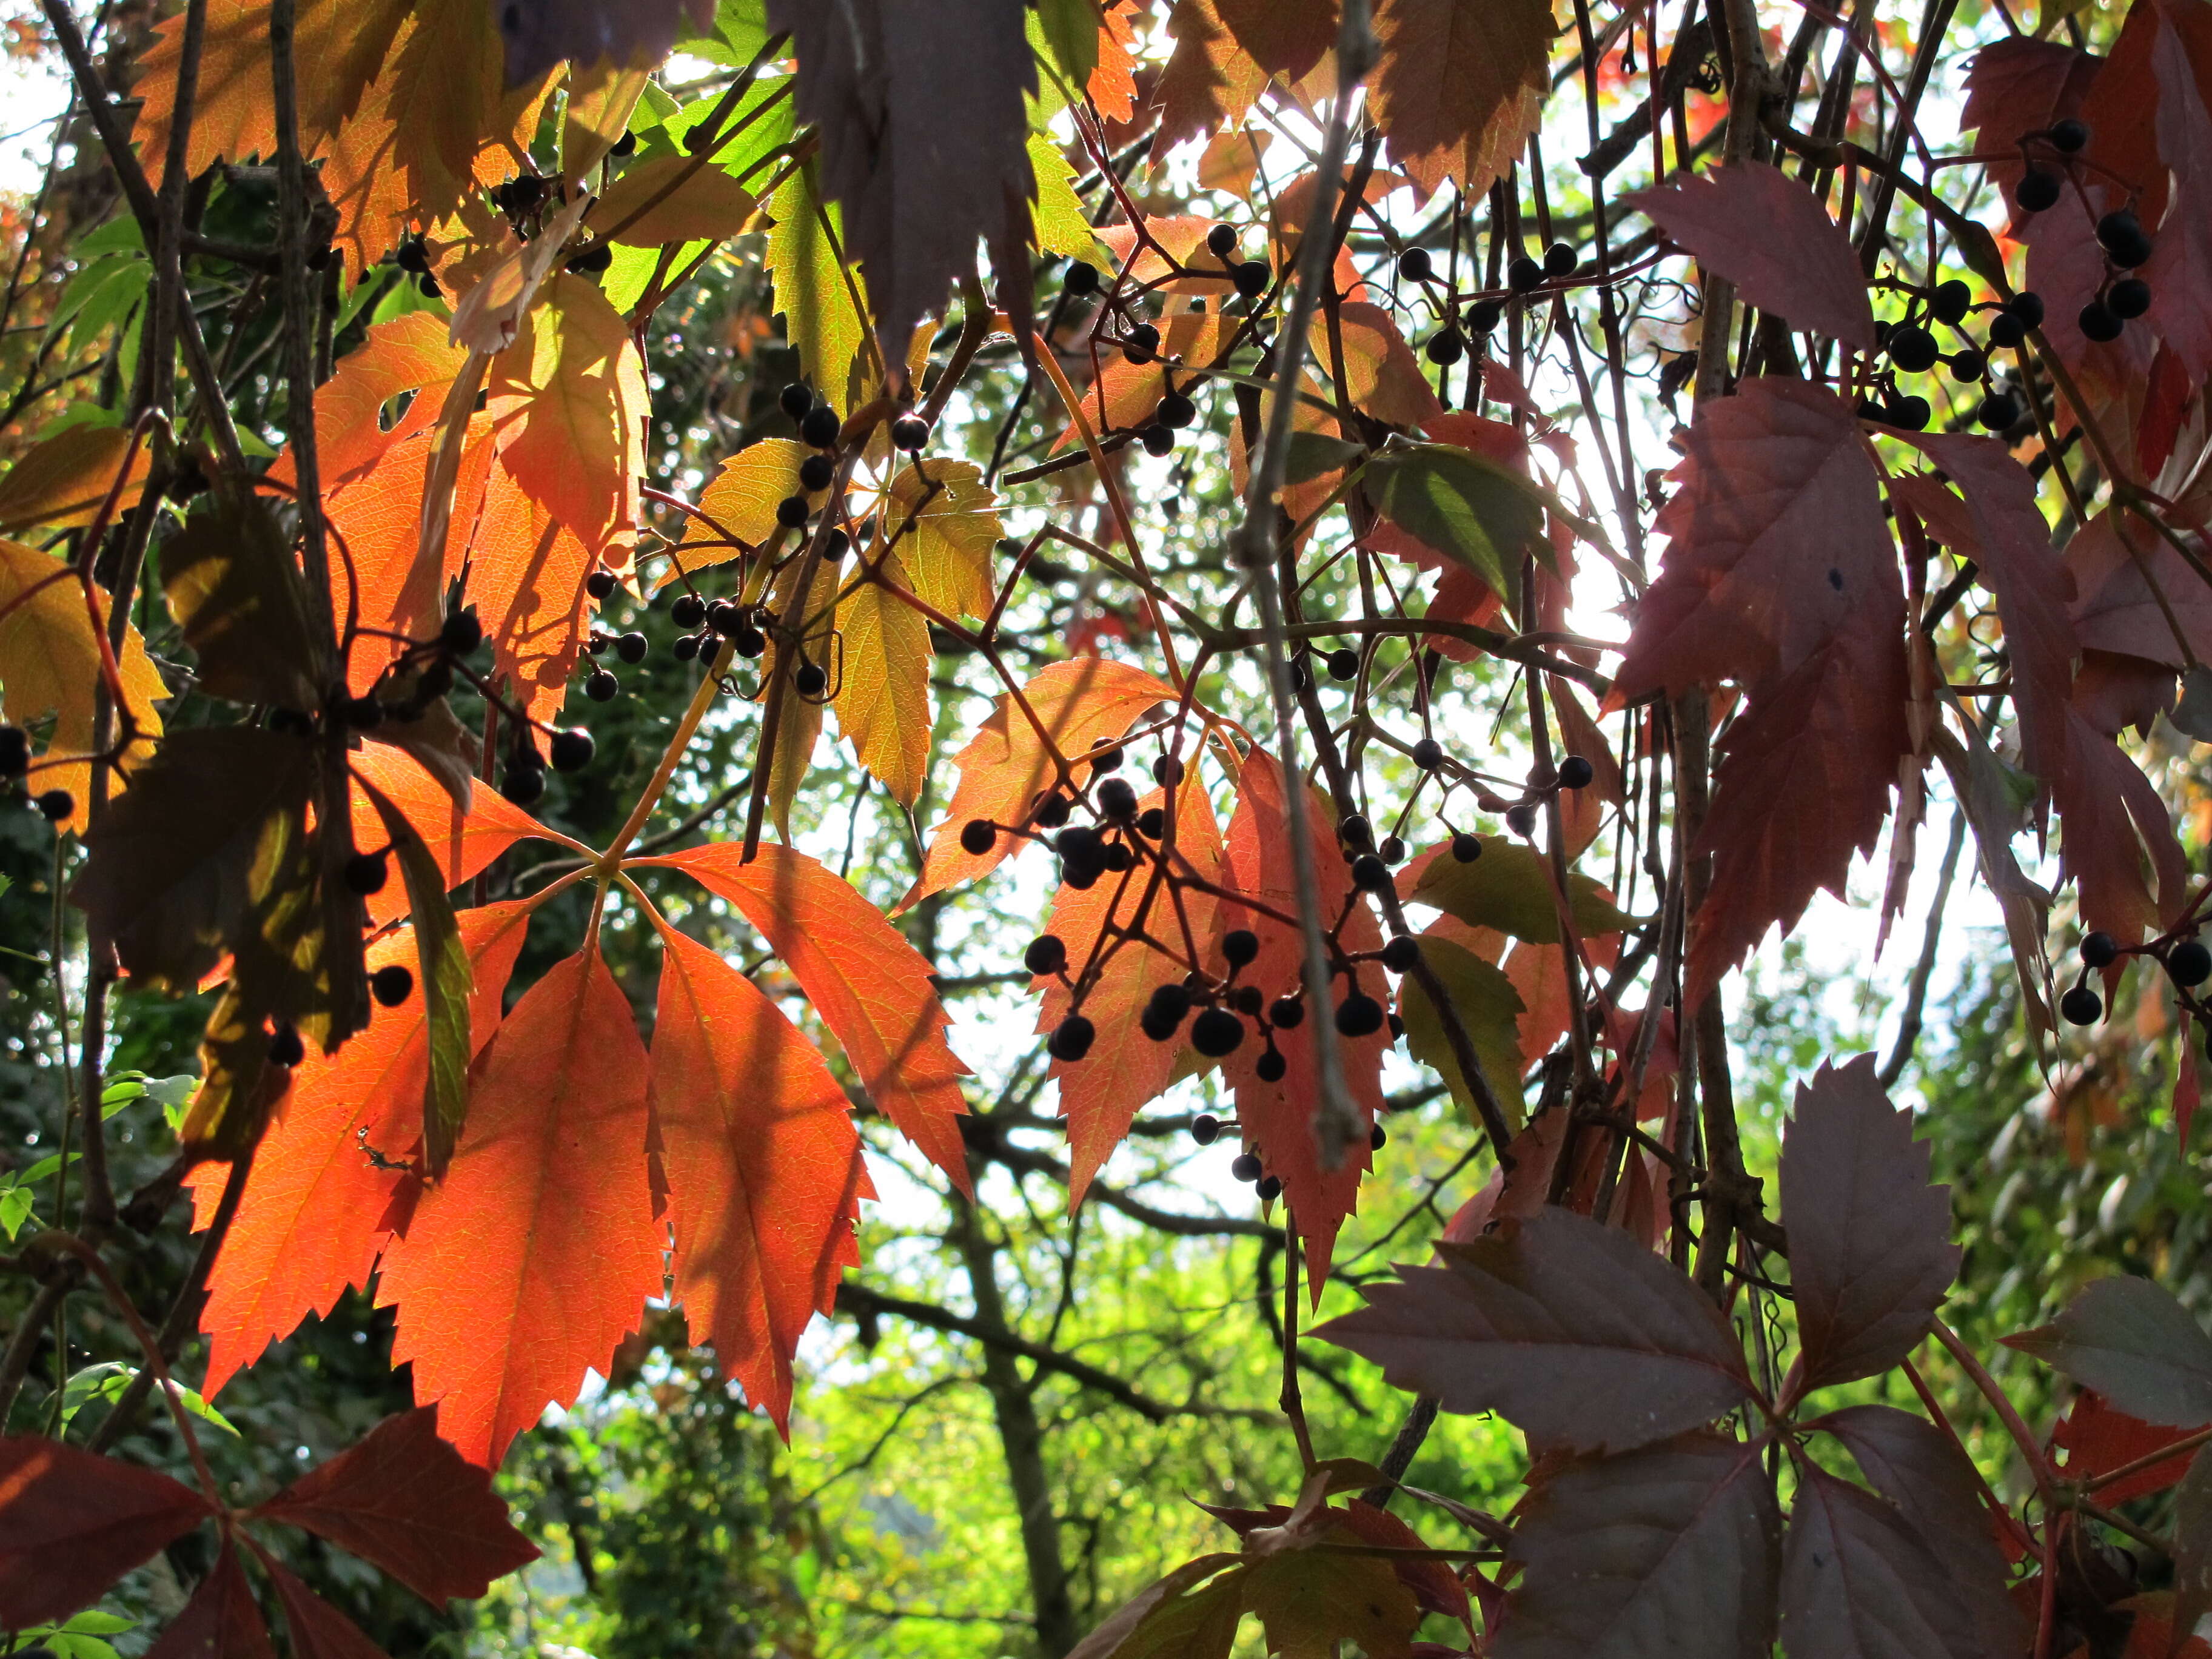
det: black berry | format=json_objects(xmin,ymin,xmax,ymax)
[
  {"xmin": 798, "ymin": 453, "xmax": 835, "ymax": 492},
  {"xmin": 1230, "ymin": 1151, "xmax": 1263, "ymax": 1182},
  {"xmin": 1049, "ymin": 1015, "xmax": 1096, "ymax": 1061},
  {"xmin": 2079, "ymin": 302, "xmax": 2123, "ymax": 343},
  {"xmin": 1206, "ymin": 224, "xmax": 1238, "ymax": 258},
  {"xmin": 1451, "ymin": 832, "xmax": 1483, "ymax": 863},
  {"xmin": 1424, "ymin": 330, "xmax": 1465, "ymax": 366},
  {"xmin": 1191, "ymin": 1113, "xmax": 1221, "ymax": 1145},
  {"xmin": 671, "ymin": 594, "xmax": 707, "ymax": 629},
  {"xmin": 1153, "ymin": 755, "xmax": 1185, "ymax": 786},
  {"xmin": 800, "ymin": 404, "xmax": 842, "ymax": 447},
  {"xmin": 549, "ymin": 728, "xmax": 594, "ymax": 771},
  {"xmin": 1222, "ymin": 928, "xmax": 1259, "ymax": 967},
  {"xmin": 1381, "ymin": 935, "xmax": 1419, "ymax": 973},
  {"xmin": 1887, "ymin": 324, "xmax": 1939, "ymax": 374},
  {"xmin": 1464, "ymin": 298, "xmax": 1504, "ymax": 335},
  {"xmin": 35, "ymin": 789, "xmax": 71, "ymax": 823},
  {"xmin": 1136, "ymin": 806, "xmax": 1166, "ymax": 838},
  {"xmin": 1327, "ymin": 648, "xmax": 1360, "ymax": 681},
  {"xmin": 268, "ymin": 1024, "xmax": 306, "ymax": 1067},
  {"xmin": 1232, "ymin": 261, "xmax": 1269, "ymax": 298},
  {"xmin": 0, "ymin": 726, "xmax": 28, "ymax": 776},
  {"xmin": 780, "ymin": 383, "xmax": 813, "ymax": 419},
  {"xmin": 441, "ymin": 608, "xmax": 483, "ymax": 655},
  {"xmin": 565, "ymin": 243, "xmax": 612, "ymax": 276},
  {"xmin": 1558, "ymin": 755, "xmax": 1594, "ymax": 789},
  {"xmin": 2081, "ymin": 931, "xmax": 2119, "ymax": 969},
  {"xmin": 1397, "ymin": 247, "xmax": 1433, "ymax": 282},
  {"xmin": 1507, "ymin": 255, "xmax": 1544, "ymax": 291},
  {"xmin": 775, "ymin": 495, "xmax": 811, "ymax": 529},
  {"xmin": 1931, "ymin": 280, "xmax": 1972, "ymax": 325},
  {"xmin": 500, "ymin": 765, "xmax": 546, "ymax": 807},
  {"xmin": 732, "ymin": 626, "xmax": 766, "ymax": 658},
  {"xmin": 587, "ymin": 568, "xmax": 618, "ymax": 600},
  {"xmin": 2016, "ymin": 167, "xmax": 2062, "ymax": 213},
  {"xmin": 1988, "ymin": 312, "xmax": 2027, "ymax": 348},
  {"xmin": 371, "ymin": 964, "xmax": 414, "ymax": 1007},
  {"xmin": 1338, "ymin": 812, "xmax": 1372, "ymax": 846},
  {"xmin": 1064, "ymin": 260, "xmax": 1100, "ymax": 296},
  {"xmin": 1506, "ymin": 802, "xmax": 1540, "ymax": 837},
  {"xmin": 2062, "ymin": 984, "xmax": 2103, "ymax": 1025},
  {"xmin": 2110, "ymin": 277, "xmax": 2152, "ymax": 320},
  {"xmin": 891, "ymin": 413, "xmax": 930, "ymax": 450},
  {"xmin": 960, "ymin": 819, "xmax": 997, "ymax": 856},
  {"xmin": 1335, "ymin": 993, "xmax": 1384, "ymax": 1037},
  {"xmin": 2097, "ymin": 209, "xmax": 2153, "ymax": 269},
  {"xmin": 1122, "ymin": 323, "xmax": 1160, "ymax": 365},
  {"xmin": 1255, "ymin": 1049, "xmax": 1287, "ymax": 1082},
  {"xmin": 1268, "ymin": 996, "xmax": 1304, "ymax": 1029},
  {"xmin": 1889, "ymin": 395, "xmax": 1932, "ymax": 432},
  {"xmin": 1191, "ymin": 1007, "xmax": 1244, "ymax": 1056},
  {"xmin": 1351, "ymin": 854, "xmax": 1391, "ymax": 891},
  {"xmin": 2171, "ymin": 940, "xmax": 2212, "ymax": 988},
  {"xmin": 586, "ymin": 667, "xmax": 618, "ymax": 702},
  {"xmin": 1543, "ymin": 241, "xmax": 1577, "ymax": 278},
  {"xmin": 615, "ymin": 631, "xmax": 647, "ymax": 663},
  {"xmin": 1098, "ymin": 777, "xmax": 1138, "ymax": 818},
  {"xmin": 1034, "ymin": 792, "xmax": 1072, "ymax": 829},
  {"xmin": 1256, "ymin": 1175, "xmax": 1283, "ymax": 1201},
  {"xmin": 2008, "ymin": 291, "xmax": 2046, "ymax": 327},
  {"xmin": 1411, "ymin": 737, "xmax": 1444, "ymax": 769},
  {"xmin": 2050, "ymin": 118, "xmax": 2090, "ymax": 153},
  {"xmin": 1024, "ymin": 935, "xmax": 1067, "ymax": 975},
  {"xmin": 1948, "ymin": 349, "xmax": 1986, "ymax": 382},
  {"xmin": 794, "ymin": 662, "xmax": 828, "ymax": 697},
  {"xmin": 1158, "ymin": 390, "xmax": 1197, "ymax": 428},
  {"xmin": 343, "ymin": 851, "xmax": 389, "ymax": 895},
  {"xmin": 1141, "ymin": 424, "xmax": 1175, "ymax": 457}
]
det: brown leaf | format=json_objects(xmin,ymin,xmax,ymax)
[
  {"xmin": 0, "ymin": 423, "xmax": 153, "ymax": 535},
  {"xmin": 1151, "ymin": 0, "xmax": 1270, "ymax": 157},
  {"xmin": 0, "ymin": 1436, "xmax": 212, "ymax": 1626},
  {"xmin": 1212, "ymin": 0, "xmax": 1335, "ymax": 80},
  {"xmin": 1496, "ymin": 1433, "xmax": 1781, "ymax": 1659},
  {"xmin": 767, "ymin": 0, "xmax": 1034, "ymax": 366},
  {"xmin": 161, "ymin": 487, "xmax": 330, "ymax": 712},
  {"xmin": 1315, "ymin": 1209, "xmax": 1754, "ymax": 1454},
  {"xmin": 1780, "ymin": 1055, "xmax": 1960, "ymax": 1394},
  {"xmin": 1369, "ymin": 0, "xmax": 1552, "ymax": 200}
]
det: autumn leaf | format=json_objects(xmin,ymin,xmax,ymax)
[
  {"xmin": 881, "ymin": 458, "xmax": 1004, "ymax": 618},
  {"xmin": 1036, "ymin": 776, "xmax": 1225, "ymax": 1204},
  {"xmin": 1317, "ymin": 1210, "xmax": 1755, "ymax": 1453},
  {"xmin": 376, "ymin": 944, "xmax": 666, "ymax": 1466},
  {"xmin": 643, "ymin": 842, "xmax": 974, "ymax": 1187},
  {"xmin": 255, "ymin": 1555, "xmax": 397, "ymax": 1659},
  {"xmin": 1058, "ymin": 312, "xmax": 1239, "ymax": 451},
  {"xmin": 0, "ymin": 537, "xmax": 165, "ymax": 834},
  {"xmin": 1394, "ymin": 933, "xmax": 1524, "ymax": 1132},
  {"xmin": 386, "ymin": 0, "xmax": 552, "ymax": 233},
  {"xmin": 1495, "ymin": 1433, "xmax": 1780, "ymax": 1659},
  {"xmin": 834, "ymin": 554, "xmax": 934, "ymax": 804},
  {"xmin": 1614, "ymin": 378, "xmax": 1900, "ymax": 703},
  {"xmin": 249, "ymin": 1406, "xmax": 540, "ymax": 1600},
  {"xmin": 1779, "ymin": 1463, "xmax": 1980, "ymax": 1659},
  {"xmin": 666, "ymin": 438, "xmax": 831, "ymax": 583},
  {"xmin": 2143, "ymin": 15, "xmax": 2212, "ymax": 386},
  {"xmin": 347, "ymin": 745, "xmax": 557, "ymax": 927},
  {"xmin": 293, "ymin": 312, "xmax": 470, "ymax": 491},
  {"xmin": 1405, "ymin": 837, "xmax": 1635, "ymax": 945},
  {"xmin": 0, "ymin": 423, "xmax": 153, "ymax": 535},
  {"xmin": 647, "ymin": 920, "xmax": 871, "ymax": 1432},
  {"xmin": 1779, "ymin": 1057, "xmax": 1960, "ymax": 1395},
  {"xmin": 769, "ymin": 0, "xmax": 1033, "ymax": 363},
  {"xmin": 594, "ymin": 153, "xmax": 756, "ymax": 246},
  {"xmin": 1216, "ymin": 749, "xmax": 1387, "ymax": 1287},
  {"xmin": 146, "ymin": 1544, "xmax": 272, "ymax": 1659},
  {"xmin": 1818, "ymin": 1405, "xmax": 2027, "ymax": 1657},
  {"xmin": 1151, "ymin": 0, "xmax": 1269, "ymax": 158},
  {"xmin": 496, "ymin": 0, "xmax": 711, "ymax": 87},
  {"xmin": 1363, "ymin": 442, "xmax": 1547, "ymax": 605},
  {"xmin": 0, "ymin": 1436, "xmax": 212, "ymax": 1626},
  {"xmin": 903, "ymin": 657, "xmax": 1178, "ymax": 907},
  {"xmin": 1626, "ymin": 165, "xmax": 1875, "ymax": 350},
  {"xmin": 2053, "ymin": 702, "xmax": 2191, "ymax": 945},
  {"xmin": 2006, "ymin": 1276, "xmax": 2212, "ymax": 1427},
  {"xmin": 188, "ymin": 902, "xmax": 537, "ymax": 1395},
  {"xmin": 1960, "ymin": 36, "xmax": 2099, "ymax": 223},
  {"xmin": 2053, "ymin": 1390, "xmax": 2210, "ymax": 1504},
  {"xmin": 461, "ymin": 456, "xmax": 605, "ymax": 729},
  {"xmin": 766, "ymin": 163, "xmax": 869, "ymax": 412},
  {"xmin": 1213, "ymin": 0, "xmax": 1335, "ymax": 79},
  {"xmin": 1368, "ymin": 0, "xmax": 1552, "ymax": 200},
  {"xmin": 488, "ymin": 273, "xmax": 649, "ymax": 560},
  {"xmin": 161, "ymin": 487, "xmax": 330, "ymax": 712}
]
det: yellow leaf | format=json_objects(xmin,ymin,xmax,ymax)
[
  {"xmin": 594, "ymin": 155, "xmax": 755, "ymax": 246},
  {"xmin": 0, "ymin": 425, "xmax": 152, "ymax": 537},
  {"xmin": 664, "ymin": 438, "xmax": 830, "ymax": 584},
  {"xmin": 763, "ymin": 554, "xmax": 841, "ymax": 841},
  {"xmin": 767, "ymin": 161, "xmax": 867, "ymax": 414},
  {"xmin": 883, "ymin": 459, "xmax": 1002, "ymax": 618},
  {"xmin": 563, "ymin": 58, "xmax": 649, "ymax": 185},
  {"xmin": 488, "ymin": 272, "xmax": 649, "ymax": 557},
  {"xmin": 0, "ymin": 539, "xmax": 164, "ymax": 833},
  {"xmin": 835, "ymin": 555, "xmax": 933, "ymax": 805}
]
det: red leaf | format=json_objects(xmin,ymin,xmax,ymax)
[
  {"xmin": 2144, "ymin": 13, "xmax": 2212, "ymax": 386},
  {"xmin": 645, "ymin": 841, "xmax": 973, "ymax": 1188},
  {"xmin": 1780, "ymin": 1055, "xmax": 1961, "ymax": 1394},
  {"xmin": 258, "ymin": 1554, "xmax": 392, "ymax": 1659},
  {"xmin": 1612, "ymin": 378, "xmax": 1896, "ymax": 703},
  {"xmin": 349, "ymin": 745, "xmax": 553, "ymax": 928},
  {"xmin": 648, "ymin": 920, "xmax": 870, "ymax": 1433},
  {"xmin": 1218, "ymin": 749, "xmax": 1386, "ymax": 1287},
  {"xmin": 252, "ymin": 1407, "xmax": 538, "ymax": 1602},
  {"xmin": 1820, "ymin": 1404, "xmax": 2026, "ymax": 1657},
  {"xmin": 1213, "ymin": 0, "xmax": 1334, "ymax": 79},
  {"xmin": 1626, "ymin": 165, "xmax": 1874, "ymax": 350},
  {"xmin": 189, "ymin": 901, "xmax": 538, "ymax": 1396},
  {"xmin": 146, "ymin": 1546, "xmax": 274, "ymax": 1659},
  {"xmin": 1684, "ymin": 605, "xmax": 1908, "ymax": 1002},
  {"xmin": 2069, "ymin": 511, "xmax": 2212, "ymax": 669},
  {"xmin": 1499, "ymin": 1432, "xmax": 1780, "ymax": 1659},
  {"xmin": 1960, "ymin": 37, "xmax": 2100, "ymax": 224},
  {"xmin": 462, "ymin": 453, "xmax": 603, "ymax": 731},
  {"xmin": 902, "ymin": 659, "xmax": 1179, "ymax": 907},
  {"xmin": 2053, "ymin": 1390, "xmax": 2209, "ymax": 1505},
  {"xmin": 1316, "ymin": 1210, "xmax": 1754, "ymax": 1454},
  {"xmin": 1151, "ymin": 0, "xmax": 1269, "ymax": 156},
  {"xmin": 1035, "ymin": 777, "xmax": 1225, "ymax": 1204},
  {"xmin": 281, "ymin": 312, "xmax": 468, "ymax": 492},
  {"xmin": 375, "ymin": 946, "xmax": 665, "ymax": 1466},
  {"xmin": 1904, "ymin": 438, "xmax": 2076, "ymax": 793},
  {"xmin": 0, "ymin": 1437, "xmax": 211, "ymax": 1626},
  {"xmin": 1779, "ymin": 1464, "xmax": 1982, "ymax": 1659},
  {"xmin": 2053, "ymin": 701, "xmax": 2191, "ymax": 945}
]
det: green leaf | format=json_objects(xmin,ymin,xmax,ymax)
[
  {"xmin": 1283, "ymin": 432, "xmax": 1365, "ymax": 485},
  {"xmin": 1396, "ymin": 934, "xmax": 1524, "ymax": 1130},
  {"xmin": 1410, "ymin": 839, "xmax": 1638, "ymax": 944},
  {"xmin": 1028, "ymin": 133, "xmax": 1107, "ymax": 263},
  {"xmin": 768, "ymin": 160, "xmax": 868, "ymax": 413},
  {"xmin": 16, "ymin": 1148, "xmax": 81, "ymax": 1185},
  {"xmin": 1034, "ymin": 0, "xmax": 1102, "ymax": 92},
  {"xmin": 59, "ymin": 1361, "xmax": 238, "ymax": 1437},
  {"xmin": 1364, "ymin": 441, "xmax": 1546, "ymax": 607},
  {"xmin": 362, "ymin": 779, "xmax": 474, "ymax": 1179},
  {"xmin": 0, "ymin": 1182, "xmax": 33, "ymax": 1242},
  {"xmin": 19, "ymin": 1611, "xmax": 134, "ymax": 1659}
]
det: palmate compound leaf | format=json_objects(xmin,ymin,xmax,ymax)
[
  {"xmin": 0, "ymin": 537, "xmax": 164, "ymax": 836},
  {"xmin": 1033, "ymin": 776, "xmax": 1225, "ymax": 1205},
  {"xmin": 640, "ymin": 842, "xmax": 974, "ymax": 1188},
  {"xmin": 1315, "ymin": 1208, "xmax": 1755, "ymax": 1453},
  {"xmin": 647, "ymin": 921, "xmax": 872, "ymax": 1433},
  {"xmin": 0, "ymin": 1436, "xmax": 212, "ymax": 1626},
  {"xmin": 1218, "ymin": 749, "xmax": 1387, "ymax": 1289},
  {"xmin": 1625, "ymin": 166, "xmax": 1875, "ymax": 352},
  {"xmin": 1817, "ymin": 1404, "xmax": 2026, "ymax": 1658},
  {"xmin": 374, "ymin": 944, "xmax": 666, "ymax": 1467},
  {"xmin": 900, "ymin": 657, "xmax": 1181, "ymax": 908},
  {"xmin": 186, "ymin": 902, "xmax": 537, "ymax": 1398},
  {"xmin": 2005, "ymin": 1276, "xmax": 2212, "ymax": 1427},
  {"xmin": 1495, "ymin": 1432, "xmax": 1781, "ymax": 1659},
  {"xmin": 834, "ymin": 551, "xmax": 935, "ymax": 805},
  {"xmin": 249, "ymin": 1406, "xmax": 539, "ymax": 1602},
  {"xmin": 1780, "ymin": 1054, "xmax": 1961, "ymax": 1395},
  {"xmin": 1151, "ymin": 0, "xmax": 1269, "ymax": 157},
  {"xmin": 766, "ymin": 162, "xmax": 869, "ymax": 414},
  {"xmin": 766, "ymin": 0, "xmax": 1034, "ymax": 364},
  {"xmin": 1778, "ymin": 1462, "xmax": 1983, "ymax": 1659}
]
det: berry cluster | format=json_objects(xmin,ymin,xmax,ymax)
[
  {"xmin": 1406, "ymin": 238, "xmax": 1578, "ymax": 366},
  {"xmin": 2060, "ymin": 926, "xmax": 2212, "ymax": 1030}
]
